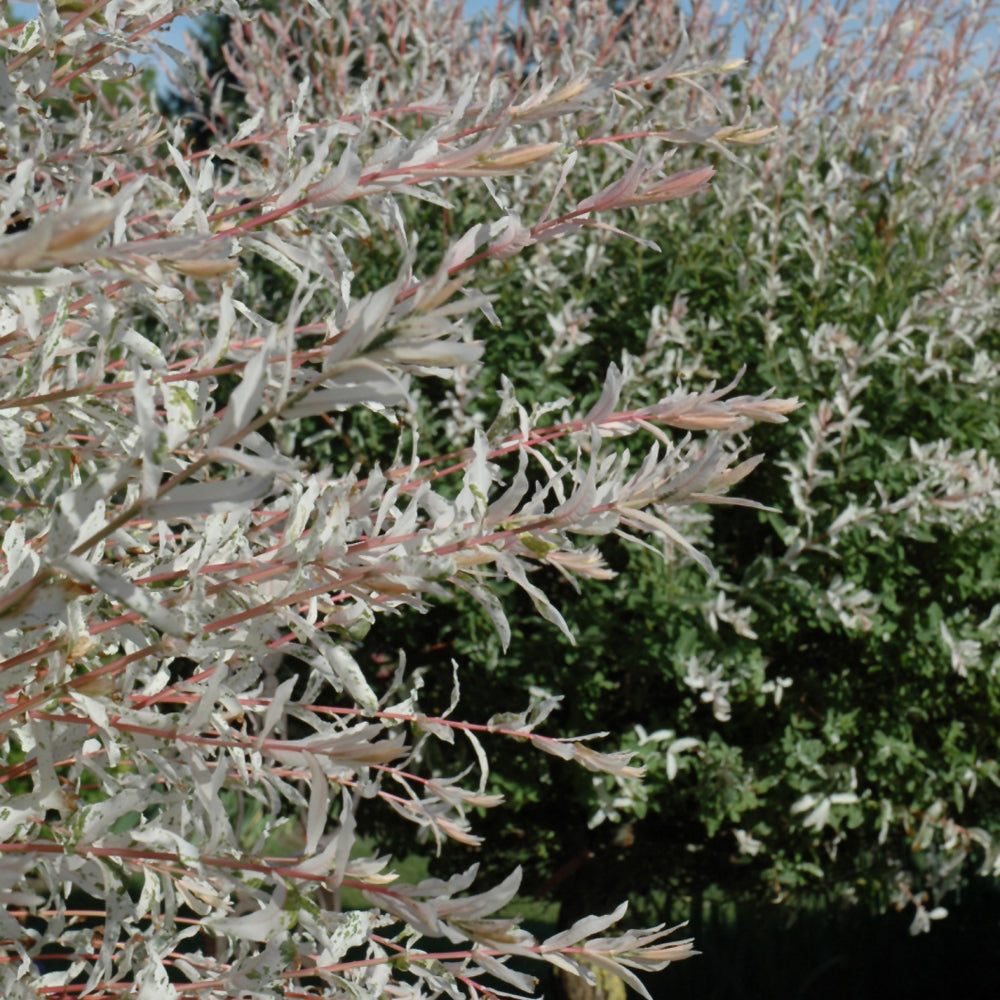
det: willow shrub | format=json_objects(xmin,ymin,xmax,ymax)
[
  {"xmin": 300, "ymin": 0, "xmax": 1000, "ymax": 936},
  {"xmin": 0, "ymin": 1, "xmax": 794, "ymax": 997}
]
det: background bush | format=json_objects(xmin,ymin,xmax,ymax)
[{"xmin": 175, "ymin": 0, "xmax": 1000, "ymax": 938}]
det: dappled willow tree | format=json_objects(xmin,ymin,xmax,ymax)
[{"xmin": 0, "ymin": 0, "xmax": 789, "ymax": 997}]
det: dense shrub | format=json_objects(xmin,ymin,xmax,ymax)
[{"xmin": 194, "ymin": 0, "xmax": 1000, "ymax": 936}]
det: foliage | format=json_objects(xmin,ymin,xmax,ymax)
[
  {"xmin": 0, "ymin": 1, "xmax": 789, "ymax": 997},
  {"xmin": 335, "ymin": 0, "xmax": 1000, "ymax": 937},
  {"xmin": 165, "ymin": 0, "xmax": 1000, "ymax": 937}
]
